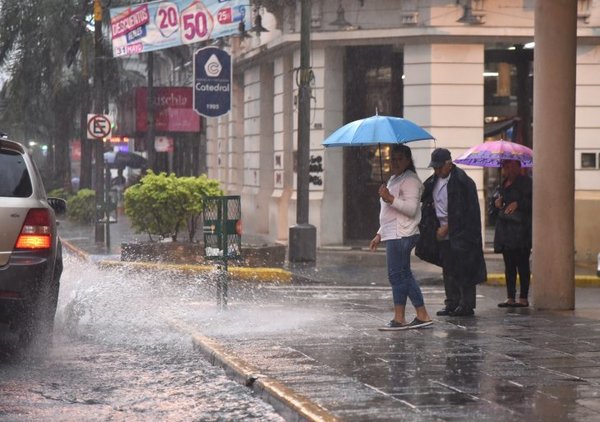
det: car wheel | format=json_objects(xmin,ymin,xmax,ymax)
[{"xmin": 17, "ymin": 280, "xmax": 59, "ymax": 352}]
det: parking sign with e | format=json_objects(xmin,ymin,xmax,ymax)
[{"xmin": 87, "ymin": 114, "xmax": 112, "ymax": 139}]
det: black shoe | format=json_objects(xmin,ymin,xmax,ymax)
[
  {"xmin": 378, "ymin": 320, "xmax": 410, "ymax": 331},
  {"xmin": 406, "ymin": 318, "xmax": 433, "ymax": 329},
  {"xmin": 436, "ymin": 308, "xmax": 452, "ymax": 316},
  {"xmin": 449, "ymin": 306, "xmax": 474, "ymax": 316}
]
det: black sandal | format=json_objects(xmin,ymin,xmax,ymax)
[{"xmin": 498, "ymin": 301, "xmax": 515, "ymax": 308}]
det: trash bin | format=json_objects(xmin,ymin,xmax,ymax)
[
  {"xmin": 203, "ymin": 195, "xmax": 242, "ymax": 261},
  {"xmin": 203, "ymin": 196, "xmax": 242, "ymax": 307}
]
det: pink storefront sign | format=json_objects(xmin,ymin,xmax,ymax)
[{"xmin": 136, "ymin": 87, "xmax": 201, "ymax": 133}]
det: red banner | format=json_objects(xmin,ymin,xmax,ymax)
[{"xmin": 135, "ymin": 87, "xmax": 201, "ymax": 132}]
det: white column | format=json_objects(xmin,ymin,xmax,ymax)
[
  {"xmin": 320, "ymin": 47, "xmax": 345, "ymax": 245},
  {"xmin": 404, "ymin": 43, "xmax": 484, "ymax": 173},
  {"xmin": 270, "ymin": 54, "xmax": 294, "ymax": 242},
  {"xmin": 241, "ymin": 66, "xmax": 263, "ymax": 233}
]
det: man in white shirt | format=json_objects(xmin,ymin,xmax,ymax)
[{"xmin": 421, "ymin": 148, "xmax": 487, "ymax": 317}]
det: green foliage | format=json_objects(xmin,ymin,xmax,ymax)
[
  {"xmin": 47, "ymin": 188, "xmax": 74, "ymax": 200},
  {"xmin": 179, "ymin": 174, "xmax": 223, "ymax": 241},
  {"xmin": 0, "ymin": 0, "xmax": 146, "ymax": 187},
  {"xmin": 66, "ymin": 188, "xmax": 96, "ymax": 224},
  {"xmin": 124, "ymin": 171, "xmax": 223, "ymax": 242}
]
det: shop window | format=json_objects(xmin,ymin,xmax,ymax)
[{"xmin": 581, "ymin": 152, "xmax": 596, "ymax": 169}]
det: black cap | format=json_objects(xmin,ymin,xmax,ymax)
[{"xmin": 429, "ymin": 148, "xmax": 452, "ymax": 168}]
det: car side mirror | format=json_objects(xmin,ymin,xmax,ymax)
[{"xmin": 47, "ymin": 197, "xmax": 67, "ymax": 216}]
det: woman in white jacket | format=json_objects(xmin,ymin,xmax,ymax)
[{"xmin": 370, "ymin": 144, "xmax": 433, "ymax": 330}]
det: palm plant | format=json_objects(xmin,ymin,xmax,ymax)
[{"xmin": 0, "ymin": 0, "xmax": 144, "ymax": 191}]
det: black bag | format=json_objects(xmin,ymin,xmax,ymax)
[
  {"xmin": 415, "ymin": 200, "xmax": 442, "ymax": 267},
  {"xmin": 497, "ymin": 208, "xmax": 523, "ymax": 224},
  {"xmin": 488, "ymin": 187, "xmax": 502, "ymax": 225}
]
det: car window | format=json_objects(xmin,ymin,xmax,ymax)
[{"xmin": 0, "ymin": 149, "xmax": 33, "ymax": 197}]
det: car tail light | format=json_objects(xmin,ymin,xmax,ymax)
[{"xmin": 15, "ymin": 208, "xmax": 52, "ymax": 250}]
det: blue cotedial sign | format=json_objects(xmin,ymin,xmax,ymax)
[{"xmin": 193, "ymin": 47, "xmax": 231, "ymax": 118}]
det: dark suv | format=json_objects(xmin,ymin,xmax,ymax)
[{"xmin": 0, "ymin": 138, "xmax": 65, "ymax": 348}]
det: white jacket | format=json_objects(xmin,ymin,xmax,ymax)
[{"xmin": 377, "ymin": 170, "xmax": 423, "ymax": 241}]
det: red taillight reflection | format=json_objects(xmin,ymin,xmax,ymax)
[{"xmin": 14, "ymin": 209, "xmax": 52, "ymax": 250}]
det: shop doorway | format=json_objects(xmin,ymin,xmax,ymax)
[
  {"xmin": 483, "ymin": 45, "xmax": 533, "ymax": 231},
  {"xmin": 343, "ymin": 46, "xmax": 403, "ymax": 244}
]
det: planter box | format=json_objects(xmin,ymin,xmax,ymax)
[
  {"xmin": 121, "ymin": 241, "xmax": 286, "ymax": 268},
  {"xmin": 121, "ymin": 242, "xmax": 204, "ymax": 265}
]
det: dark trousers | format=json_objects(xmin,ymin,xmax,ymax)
[
  {"xmin": 439, "ymin": 240, "xmax": 476, "ymax": 311},
  {"xmin": 502, "ymin": 248, "xmax": 531, "ymax": 300}
]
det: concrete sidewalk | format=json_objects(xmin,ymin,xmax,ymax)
[{"xmin": 59, "ymin": 219, "xmax": 600, "ymax": 421}]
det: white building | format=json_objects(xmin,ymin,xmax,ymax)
[{"xmin": 201, "ymin": 0, "xmax": 600, "ymax": 262}]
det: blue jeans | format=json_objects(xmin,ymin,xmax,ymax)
[{"xmin": 385, "ymin": 235, "xmax": 425, "ymax": 307}]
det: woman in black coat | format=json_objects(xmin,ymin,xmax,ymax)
[{"xmin": 490, "ymin": 160, "xmax": 532, "ymax": 307}]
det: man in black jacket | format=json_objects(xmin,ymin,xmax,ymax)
[{"xmin": 422, "ymin": 148, "xmax": 487, "ymax": 316}]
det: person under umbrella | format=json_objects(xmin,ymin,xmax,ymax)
[
  {"xmin": 490, "ymin": 160, "xmax": 532, "ymax": 307},
  {"xmin": 369, "ymin": 144, "xmax": 433, "ymax": 330},
  {"xmin": 453, "ymin": 139, "xmax": 533, "ymax": 308}
]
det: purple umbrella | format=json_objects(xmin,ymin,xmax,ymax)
[{"xmin": 454, "ymin": 140, "xmax": 533, "ymax": 167}]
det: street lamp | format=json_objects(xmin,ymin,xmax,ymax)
[{"xmin": 288, "ymin": 0, "xmax": 316, "ymax": 263}]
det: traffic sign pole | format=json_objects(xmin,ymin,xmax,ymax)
[{"xmin": 94, "ymin": 0, "xmax": 105, "ymax": 244}]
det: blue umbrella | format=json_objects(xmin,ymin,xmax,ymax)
[{"xmin": 322, "ymin": 113, "xmax": 435, "ymax": 181}]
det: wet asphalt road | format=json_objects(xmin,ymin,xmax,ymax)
[
  {"xmin": 0, "ymin": 336, "xmax": 283, "ymax": 421},
  {"xmin": 0, "ymin": 256, "xmax": 284, "ymax": 422}
]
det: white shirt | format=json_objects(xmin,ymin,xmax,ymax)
[
  {"xmin": 433, "ymin": 173, "xmax": 451, "ymax": 239},
  {"xmin": 377, "ymin": 170, "xmax": 423, "ymax": 241}
]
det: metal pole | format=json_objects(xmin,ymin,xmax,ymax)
[
  {"xmin": 288, "ymin": 0, "xmax": 316, "ymax": 263},
  {"xmin": 218, "ymin": 200, "xmax": 228, "ymax": 309},
  {"xmin": 146, "ymin": 51, "xmax": 156, "ymax": 171},
  {"xmin": 104, "ymin": 165, "xmax": 111, "ymax": 250},
  {"xmin": 93, "ymin": 0, "xmax": 105, "ymax": 243},
  {"xmin": 297, "ymin": 0, "xmax": 311, "ymax": 226}
]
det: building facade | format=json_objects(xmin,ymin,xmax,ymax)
[{"xmin": 202, "ymin": 0, "xmax": 600, "ymax": 262}]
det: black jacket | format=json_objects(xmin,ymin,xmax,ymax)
[
  {"xmin": 417, "ymin": 165, "xmax": 487, "ymax": 285},
  {"xmin": 490, "ymin": 175, "xmax": 532, "ymax": 253}
]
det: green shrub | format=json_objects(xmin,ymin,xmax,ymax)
[
  {"xmin": 47, "ymin": 188, "xmax": 73, "ymax": 200},
  {"xmin": 179, "ymin": 174, "xmax": 223, "ymax": 241},
  {"xmin": 124, "ymin": 171, "xmax": 223, "ymax": 242},
  {"xmin": 66, "ymin": 189, "xmax": 96, "ymax": 224}
]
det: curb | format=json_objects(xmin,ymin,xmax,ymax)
[
  {"xmin": 485, "ymin": 273, "xmax": 600, "ymax": 287},
  {"xmin": 165, "ymin": 318, "xmax": 339, "ymax": 422},
  {"xmin": 62, "ymin": 239, "xmax": 90, "ymax": 262},
  {"xmin": 98, "ymin": 260, "xmax": 292, "ymax": 283}
]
